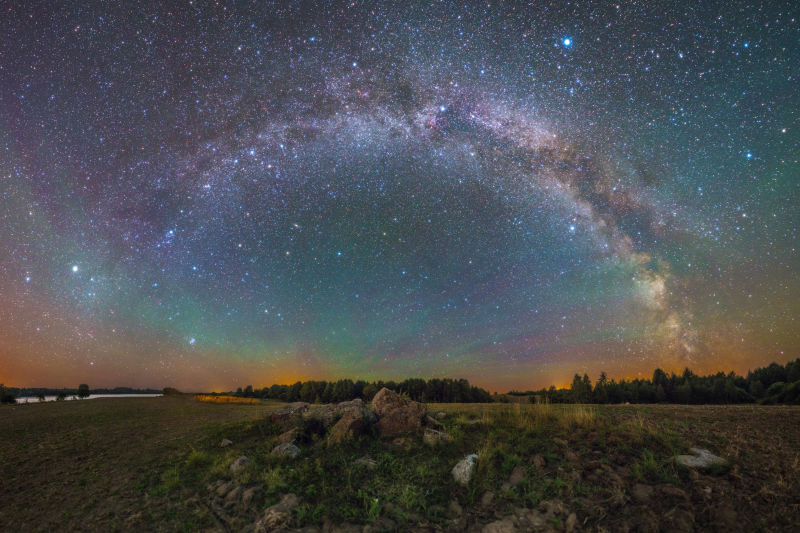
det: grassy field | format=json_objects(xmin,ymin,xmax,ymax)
[{"xmin": 1, "ymin": 398, "xmax": 798, "ymax": 532}]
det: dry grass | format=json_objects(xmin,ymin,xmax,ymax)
[{"xmin": 195, "ymin": 394, "xmax": 260, "ymax": 404}]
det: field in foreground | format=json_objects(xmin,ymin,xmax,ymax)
[{"xmin": 1, "ymin": 398, "xmax": 798, "ymax": 532}]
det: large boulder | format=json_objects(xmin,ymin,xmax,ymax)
[
  {"xmin": 303, "ymin": 404, "xmax": 337, "ymax": 427},
  {"xmin": 371, "ymin": 388, "xmax": 407, "ymax": 417},
  {"xmin": 327, "ymin": 412, "xmax": 366, "ymax": 445},
  {"xmin": 269, "ymin": 402, "xmax": 309, "ymax": 428},
  {"xmin": 370, "ymin": 388, "xmax": 426, "ymax": 437},
  {"xmin": 303, "ymin": 398, "xmax": 377, "ymax": 429},
  {"xmin": 376, "ymin": 403, "xmax": 425, "ymax": 437}
]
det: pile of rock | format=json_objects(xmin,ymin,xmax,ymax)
[{"xmin": 266, "ymin": 388, "xmax": 439, "ymax": 451}]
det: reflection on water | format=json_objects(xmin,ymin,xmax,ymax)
[{"xmin": 15, "ymin": 394, "xmax": 162, "ymax": 404}]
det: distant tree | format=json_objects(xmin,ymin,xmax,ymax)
[
  {"xmin": 56, "ymin": 392, "xmax": 66, "ymax": 401},
  {"xmin": 362, "ymin": 383, "xmax": 379, "ymax": 401},
  {"xmin": 0, "ymin": 384, "xmax": 16, "ymax": 404},
  {"xmin": 299, "ymin": 381, "xmax": 315, "ymax": 403},
  {"xmin": 77, "ymin": 384, "xmax": 90, "ymax": 399},
  {"xmin": 37, "ymin": 392, "xmax": 46, "ymax": 402}
]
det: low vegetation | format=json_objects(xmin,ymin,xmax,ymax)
[{"xmin": 3, "ymin": 395, "xmax": 798, "ymax": 532}]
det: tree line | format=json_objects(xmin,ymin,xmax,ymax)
[
  {"xmin": 231, "ymin": 377, "xmax": 494, "ymax": 404},
  {"xmin": 516, "ymin": 357, "xmax": 800, "ymax": 405}
]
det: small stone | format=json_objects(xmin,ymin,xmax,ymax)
[
  {"xmin": 481, "ymin": 517, "xmax": 516, "ymax": 533},
  {"xmin": 271, "ymin": 442, "xmax": 300, "ymax": 458},
  {"xmin": 452, "ymin": 454, "xmax": 478, "ymax": 485},
  {"xmin": 219, "ymin": 438, "xmax": 233, "ymax": 448},
  {"xmin": 530, "ymin": 454, "xmax": 546, "ymax": 468},
  {"xmin": 508, "ymin": 465, "xmax": 526, "ymax": 487},
  {"xmin": 254, "ymin": 493, "xmax": 300, "ymax": 533},
  {"xmin": 448, "ymin": 500, "xmax": 463, "ymax": 518},
  {"xmin": 216, "ymin": 481, "xmax": 232, "ymax": 497},
  {"xmin": 675, "ymin": 448, "xmax": 726, "ymax": 469},
  {"xmin": 553, "ymin": 437, "xmax": 568, "ymax": 447},
  {"xmin": 659, "ymin": 484, "xmax": 689, "ymax": 501},
  {"xmin": 423, "ymin": 428, "xmax": 452, "ymax": 446},
  {"xmin": 631, "ymin": 483, "xmax": 654, "ymax": 503},
  {"xmin": 480, "ymin": 491, "xmax": 494, "ymax": 507},
  {"xmin": 224, "ymin": 486, "xmax": 242, "ymax": 506},
  {"xmin": 435, "ymin": 411, "xmax": 447, "ymax": 420},
  {"xmin": 565, "ymin": 512, "xmax": 578, "ymax": 533},
  {"xmin": 242, "ymin": 486, "xmax": 262, "ymax": 507},
  {"xmin": 229, "ymin": 455, "xmax": 250, "ymax": 474},
  {"xmin": 354, "ymin": 456, "xmax": 378, "ymax": 470}
]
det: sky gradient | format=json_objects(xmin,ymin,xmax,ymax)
[{"xmin": 1, "ymin": 1, "xmax": 798, "ymax": 391}]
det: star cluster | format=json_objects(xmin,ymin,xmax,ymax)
[{"xmin": 1, "ymin": 1, "xmax": 797, "ymax": 391}]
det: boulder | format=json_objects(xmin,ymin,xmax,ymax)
[
  {"xmin": 376, "ymin": 403, "xmax": 425, "ymax": 437},
  {"xmin": 676, "ymin": 448, "xmax": 726, "ymax": 469},
  {"xmin": 303, "ymin": 404, "xmax": 337, "ymax": 427},
  {"xmin": 565, "ymin": 513, "xmax": 578, "ymax": 533},
  {"xmin": 219, "ymin": 438, "xmax": 233, "ymax": 448},
  {"xmin": 276, "ymin": 428, "xmax": 298, "ymax": 445},
  {"xmin": 423, "ymin": 428, "xmax": 453, "ymax": 446},
  {"xmin": 369, "ymin": 390, "xmax": 426, "ymax": 437},
  {"xmin": 327, "ymin": 412, "xmax": 366, "ymax": 445},
  {"xmin": 435, "ymin": 411, "xmax": 447, "ymax": 420},
  {"xmin": 269, "ymin": 402, "xmax": 309, "ymax": 428},
  {"xmin": 452, "ymin": 454, "xmax": 478, "ymax": 485},
  {"xmin": 370, "ymin": 388, "xmax": 407, "ymax": 417},
  {"xmin": 271, "ymin": 442, "xmax": 300, "ymax": 458},
  {"xmin": 230, "ymin": 456, "xmax": 250, "ymax": 474},
  {"xmin": 254, "ymin": 493, "xmax": 300, "ymax": 533}
]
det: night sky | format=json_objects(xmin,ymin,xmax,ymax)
[{"xmin": 1, "ymin": 1, "xmax": 798, "ymax": 392}]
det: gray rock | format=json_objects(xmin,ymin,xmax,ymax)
[
  {"xmin": 269, "ymin": 402, "xmax": 310, "ymax": 428},
  {"xmin": 452, "ymin": 454, "xmax": 478, "ymax": 485},
  {"xmin": 276, "ymin": 428, "xmax": 298, "ymax": 445},
  {"xmin": 224, "ymin": 486, "xmax": 242, "ymax": 506},
  {"xmin": 271, "ymin": 442, "xmax": 300, "ymax": 458},
  {"xmin": 254, "ymin": 493, "xmax": 300, "ymax": 533},
  {"xmin": 435, "ymin": 411, "xmax": 447, "ymax": 420},
  {"xmin": 230, "ymin": 455, "xmax": 250, "ymax": 474},
  {"xmin": 354, "ymin": 456, "xmax": 378, "ymax": 470},
  {"xmin": 676, "ymin": 448, "xmax": 726, "ymax": 469},
  {"xmin": 219, "ymin": 438, "xmax": 233, "ymax": 448},
  {"xmin": 242, "ymin": 486, "xmax": 262, "ymax": 507},
  {"xmin": 423, "ymin": 428, "xmax": 452, "ymax": 446},
  {"xmin": 327, "ymin": 412, "xmax": 366, "ymax": 445},
  {"xmin": 216, "ymin": 481, "xmax": 233, "ymax": 497}
]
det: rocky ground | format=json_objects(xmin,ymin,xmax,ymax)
[{"xmin": 2, "ymin": 395, "xmax": 798, "ymax": 532}]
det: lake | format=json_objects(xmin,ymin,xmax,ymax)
[{"xmin": 15, "ymin": 394, "xmax": 163, "ymax": 403}]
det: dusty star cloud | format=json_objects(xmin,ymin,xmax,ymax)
[{"xmin": 0, "ymin": 1, "xmax": 798, "ymax": 391}]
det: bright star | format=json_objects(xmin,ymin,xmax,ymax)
[
  {"xmin": 562, "ymin": 37, "xmax": 572, "ymax": 47},
  {"xmin": 71, "ymin": 265, "xmax": 79, "ymax": 272}
]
